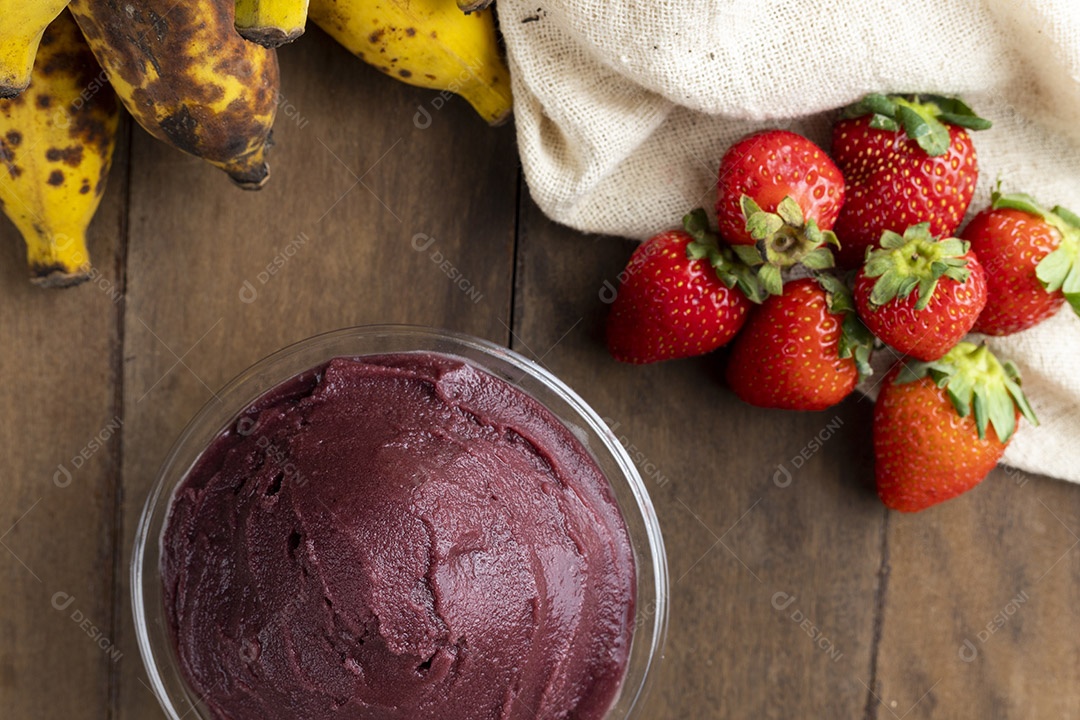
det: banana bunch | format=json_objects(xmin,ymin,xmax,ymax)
[
  {"xmin": 0, "ymin": 0, "xmax": 512, "ymax": 287},
  {"xmin": 0, "ymin": 9, "xmax": 118, "ymax": 286}
]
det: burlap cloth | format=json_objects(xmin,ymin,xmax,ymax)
[{"xmin": 498, "ymin": 0, "xmax": 1080, "ymax": 482}]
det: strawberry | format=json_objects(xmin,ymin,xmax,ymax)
[
  {"xmin": 874, "ymin": 342, "xmax": 1037, "ymax": 512},
  {"xmin": 715, "ymin": 129, "xmax": 844, "ymax": 293},
  {"xmin": 724, "ymin": 275, "xmax": 873, "ymax": 411},
  {"xmin": 831, "ymin": 94, "xmax": 990, "ymax": 268},
  {"xmin": 961, "ymin": 191, "xmax": 1080, "ymax": 335},
  {"xmin": 854, "ymin": 223, "xmax": 987, "ymax": 361},
  {"xmin": 606, "ymin": 209, "xmax": 763, "ymax": 364}
]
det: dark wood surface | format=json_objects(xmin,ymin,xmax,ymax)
[{"xmin": 2, "ymin": 25, "xmax": 1078, "ymax": 720}]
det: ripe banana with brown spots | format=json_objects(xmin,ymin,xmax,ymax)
[
  {"xmin": 68, "ymin": 0, "xmax": 279, "ymax": 189},
  {"xmin": 309, "ymin": 0, "xmax": 512, "ymax": 125},
  {"xmin": 0, "ymin": 9, "xmax": 118, "ymax": 287},
  {"xmin": 0, "ymin": 0, "xmax": 71, "ymax": 98},
  {"xmin": 235, "ymin": 0, "xmax": 309, "ymax": 48}
]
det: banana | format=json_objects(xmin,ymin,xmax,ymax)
[
  {"xmin": 68, "ymin": 0, "xmax": 279, "ymax": 189},
  {"xmin": 0, "ymin": 10, "xmax": 118, "ymax": 287},
  {"xmin": 236, "ymin": 0, "xmax": 309, "ymax": 48},
  {"xmin": 309, "ymin": 0, "xmax": 512, "ymax": 125},
  {"xmin": 0, "ymin": 0, "xmax": 71, "ymax": 97}
]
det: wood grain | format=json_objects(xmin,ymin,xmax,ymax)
[
  {"xmin": 113, "ymin": 29, "xmax": 518, "ymax": 719},
  {"xmin": 511, "ymin": 193, "xmax": 886, "ymax": 718},
  {"xmin": 870, "ymin": 467, "xmax": 1080, "ymax": 719},
  {"xmin": 0, "ymin": 125, "xmax": 128, "ymax": 717}
]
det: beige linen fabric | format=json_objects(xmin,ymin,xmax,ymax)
[{"xmin": 498, "ymin": 0, "xmax": 1080, "ymax": 482}]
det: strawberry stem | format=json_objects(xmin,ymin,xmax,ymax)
[
  {"xmin": 683, "ymin": 208, "xmax": 767, "ymax": 304},
  {"xmin": 740, "ymin": 194, "xmax": 838, "ymax": 283},
  {"xmin": 841, "ymin": 93, "xmax": 991, "ymax": 156},
  {"xmin": 862, "ymin": 223, "xmax": 971, "ymax": 310},
  {"xmin": 815, "ymin": 272, "xmax": 875, "ymax": 380},
  {"xmin": 895, "ymin": 341, "xmax": 1038, "ymax": 442}
]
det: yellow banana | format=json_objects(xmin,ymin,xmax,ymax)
[
  {"xmin": 68, "ymin": 0, "xmax": 279, "ymax": 189},
  {"xmin": 0, "ymin": 0, "xmax": 71, "ymax": 98},
  {"xmin": 0, "ymin": 0, "xmax": 70, "ymax": 98},
  {"xmin": 309, "ymin": 0, "xmax": 512, "ymax": 125},
  {"xmin": 0, "ymin": 10, "xmax": 118, "ymax": 287},
  {"xmin": 235, "ymin": 0, "xmax": 309, "ymax": 48}
]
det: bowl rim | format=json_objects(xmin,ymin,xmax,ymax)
[{"xmin": 132, "ymin": 324, "xmax": 669, "ymax": 719}]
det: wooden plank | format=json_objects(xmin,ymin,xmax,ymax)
[
  {"xmin": 0, "ymin": 127, "xmax": 128, "ymax": 716},
  {"xmin": 113, "ymin": 27, "xmax": 519, "ymax": 718},
  {"xmin": 870, "ymin": 468, "xmax": 1080, "ymax": 719},
  {"xmin": 511, "ymin": 193, "xmax": 887, "ymax": 717}
]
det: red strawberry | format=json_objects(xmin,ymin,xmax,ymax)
[
  {"xmin": 832, "ymin": 94, "xmax": 990, "ymax": 269},
  {"xmin": 724, "ymin": 276, "xmax": 873, "ymax": 411},
  {"xmin": 854, "ymin": 223, "xmax": 987, "ymax": 361},
  {"xmin": 606, "ymin": 209, "xmax": 763, "ymax": 364},
  {"xmin": 715, "ymin": 129, "xmax": 844, "ymax": 292},
  {"xmin": 874, "ymin": 342, "xmax": 1037, "ymax": 512},
  {"xmin": 961, "ymin": 191, "xmax": 1080, "ymax": 335}
]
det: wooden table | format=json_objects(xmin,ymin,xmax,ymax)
[{"xmin": 3, "ymin": 27, "xmax": 1079, "ymax": 720}]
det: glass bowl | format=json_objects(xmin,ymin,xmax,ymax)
[{"xmin": 132, "ymin": 325, "xmax": 668, "ymax": 720}]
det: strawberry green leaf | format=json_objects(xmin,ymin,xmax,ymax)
[
  {"xmin": 869, "ymin": 115, "xmax": 899, "ymax": 132},
  {"xmin": 1035, "ymin": 247, "xmax": 1070, "ymax": 292},
  {"xmin": 733, "ymin": 267, "xmax": 768, "ymax": 304},
  {"xmin": 843, "ymin": 93, "xmax": 897, "ymax": 125},
  {"xmin": 732, "ymin": 244, "xmax": 765, "ymax": 267},
  {"xmin": 759, "ymin": 264, "xmax": 784, "ymax": 297},
  {"xmin": 686, "ymin": 243, "xmax": 711, "ymax": 262},
  {"xmin": 741, "ymin": 195, "xmax": 764, "ymax": 220},
  {"xmin": 896, "ymin": 102, "xmax": 951, "ymax": 156},
  {"xmin": 991, "ymin": 191, "xmax": 1052, "ymax": 219},
  {"xmin": 915, "ymin": 275, "xmax": 940, "ymax": 310},
  {"xmin": 799, "ymin": 247, "xmax": 836, "ymax": 271},
  {"xmin": 817, "ymin": 273, "xmax": 853, "ymax": 312},
  {"xmin": 1053, "ymin": 205, "xmax": 1080, "ymax": 228},
  {"xmin": 839, "ymin": 313, "xmax": 875, "ymax": 380},
  {"xmin": 683, "ymin": 207, "xmax": 712, "ymax": 240},
  {"xmin": 894, "ymin": 359, "xmax": 927, "ymax": 385},
  {"xmin": 937, "ymin": 238, "xmax": 968, "ymax": 256},
  {"xmin": 776, "ymin": 196, "xmax": 804, "ymax": 227},
  {"xmin": 869, "ymin": 271, "xmax": 908, "ymax": 306},
  {"xmin": 746, "ymin": 209, "xmax": 784, "ymax": 240},
  {"xmin": 1036, "ymin": 236, "xmax": 1080, "ymax": 316},
  {"xmin": 1064, "ymin": 293, "xmax": 1080, "ymax": 317},
  {"xmin": 1002, "ymin": 362, "xmax": 1038, "ymax": 428},
  {"xmin": 1063, "ymin": 263, "xmax": 1080, "ymax": 295},
  {"xmin": 879, "ymin": 229, "xmax": 907, "ymax": 250},
  {"xmin": 936, "ymin": 113, "xmax": 993, "ymax": 131},
  {"xmin": 985, "ymin": 379, "xmax": 1017, "ymax": 444},
  {"xmin": 926, "ymin": 95, "xmax": 993, "ymax": 130},
  {"xmin": 946, "ymin": 370, "xmax": 976, "ymax": 419}
]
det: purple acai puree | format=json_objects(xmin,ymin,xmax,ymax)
[{"xmin": 161, "ymin": 353, "xmax": 636, "ymax": 720}]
